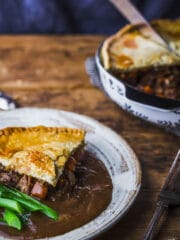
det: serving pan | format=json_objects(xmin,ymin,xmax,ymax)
[{"xmin": 86, "ymin": 46, "xmax": 180, "ymax": 136}]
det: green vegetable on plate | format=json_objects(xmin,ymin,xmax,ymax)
[
  {"xmin": 0, "ymin": 198, "xmax": 23, "ymax": 214},
  {"xmin": 0, "ymin": 185, "xmax": 58, "ymax": 220},
  {"xmin": 0, "ymin": 185, "xmax": 59, "ymax": 230},
  {"xmin": 3, "ymin": 209, "xmax": 21, "ymax": 230}
]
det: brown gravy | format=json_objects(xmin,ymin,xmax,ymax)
[{"xmin": 0, "ymin": 151, "xmax": 113, "ymax": 239}]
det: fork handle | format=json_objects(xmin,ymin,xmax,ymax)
[{"xmin": 143, "ymin": 203, "xmax": 168, "ymax": 240}]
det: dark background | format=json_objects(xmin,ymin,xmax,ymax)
[{"xmin": 0, "ymin": 0, "xmax": 179, "ymax": 34}]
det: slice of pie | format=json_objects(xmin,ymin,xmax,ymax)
[{"xmin": 0, "ymin": 126, "xmax": 85, "ymax": 199}]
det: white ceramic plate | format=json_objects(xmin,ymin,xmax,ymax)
[{"xmin": 0, "ymin": 108, "xmax": 141, "ymax": 240}]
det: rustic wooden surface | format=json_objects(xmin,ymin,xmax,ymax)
[{"xmin": 0, "ymin": 35, "xmax": 180, "ymax": 240}]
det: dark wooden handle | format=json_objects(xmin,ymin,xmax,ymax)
[{"xmin": 143, "ymin": 203, "xmax": 167, "ymax": 240}]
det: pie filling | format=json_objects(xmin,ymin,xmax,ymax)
[{"xmin": 110, "ymin": 65, "xmax": 180, "ymax": 100}]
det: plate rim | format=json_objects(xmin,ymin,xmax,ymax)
[{"xmin": 0, "ymin": 107, "xmax": 142, "ymax": 240}]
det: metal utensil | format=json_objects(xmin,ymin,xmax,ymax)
[
  {"xmin": 0, "ymin": 91, "xmax": 17, "ymax": 110},
  {"xmin": 109, "ymin": 0, "xmax": 176, "ymax": 53},
  {"xmin": 144, "ymin": 150, "xmax": 180, "ymax": 240}
]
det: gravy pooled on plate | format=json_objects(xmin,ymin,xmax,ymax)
[{"xmin": 0, "ymin": 151, "xmax": 113, "ymax": 239}]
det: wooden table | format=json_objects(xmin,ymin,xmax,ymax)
[{"xmin": 0, "ymin": 35, "xmax": 180, "ymax": 240}]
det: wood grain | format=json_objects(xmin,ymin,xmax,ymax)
[{"xmin": 0, "ymin": 35, "xmax": 180, "ymax": 240}]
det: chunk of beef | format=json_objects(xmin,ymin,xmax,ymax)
[
  {"xmin": 0, "ymin": 168, "xmax": 21, "ymax": 187},
  {"xmin": 0, "ymin": 172, "xmax": 11, "ymax": 183},
  {"xmin": 31, "ymin": 182, "xmax": 48, "ymax": 199},
  {"xmin": 16, "ymin": 175, "xmax": 33, "ymax": 194}
]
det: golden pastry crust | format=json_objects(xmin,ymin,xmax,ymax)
[
  {"xmin": 152, "ymin": 19, "xmax": 180, "ymax": 54},
  {"xmin": 0, "ymin": 126, "xmax": 85, "ymax": 186},
  {"xmin": 101, "ymin": 20, "xmax": 180, "ymax": 71}
]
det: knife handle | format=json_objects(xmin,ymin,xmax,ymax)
[{"xmin": 143, "ymin": 203, "xmax": 167, "ymax": 240}]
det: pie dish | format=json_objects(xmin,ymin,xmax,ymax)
[{"xmin": 86, "ymin": 19, "xmax": 180, "ymax": 135}]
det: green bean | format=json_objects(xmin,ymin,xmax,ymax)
[
  {"xmin": 0, "ymin": 186, "xmax": 58, "ymax": 220},
  {"xmin": 0, "ymin": 198, "xmax": 23, "ymax": 214},
  {"xmin": 3, "ymin": 194, "xmax": 42, "ymax": 212},
  {"xmin": 3, "ymin": 209, "xmax": 21, "ymax": 230},
  {"xmin": 18, "ymin": 193, "xmax": 58, "ymax": 220}
]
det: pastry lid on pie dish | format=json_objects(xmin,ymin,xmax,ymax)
[{"xmin": 101, "ymin": 20, "xmax": 180, "ymax": 71}]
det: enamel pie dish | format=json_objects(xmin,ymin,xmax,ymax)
[{"xmin": 89, "ymin": 20, "xmax": 180, "ymax": 135}]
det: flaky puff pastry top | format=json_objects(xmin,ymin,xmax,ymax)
[
  {"xmin": 101, "ymin": 19, "xmax": 180, "ymax": 71},
  {"xmin": 0, "ymin": 126, "xmax": 85, "ymax": 186}
]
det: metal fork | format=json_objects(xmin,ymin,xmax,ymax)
[{"xmin": 144, "ymin": 150, "xmax": 180, "ymax": 240}]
